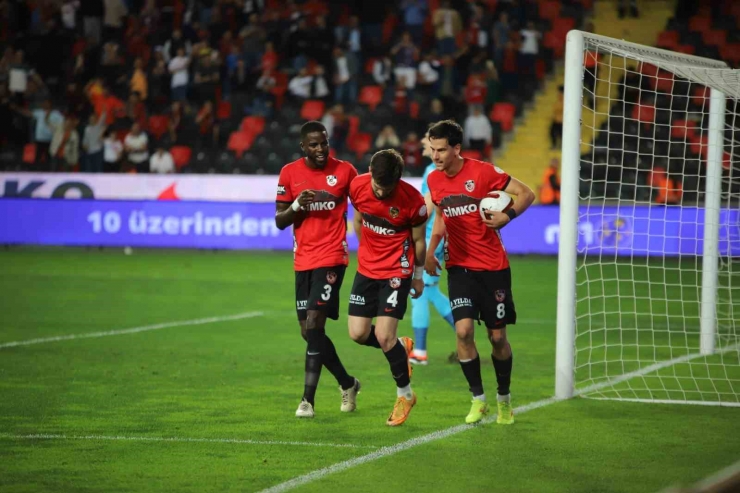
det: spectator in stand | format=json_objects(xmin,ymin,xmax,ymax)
[
  {"xmin": 103, "ymin": 0, "xmax": 128, "ymax": 42},
  {"xmin": 240, "ymin": 13, "xmax": 267, "ymax": 74},
  {"xmin": 129, "ymin": 57, "xmax": 148, "ymax": 102},
  {"xmin": 82, "ymin": 111, "xmax": 107, "ymax": 173},
  {"xmin": 484, "ymin": 60, "xmax": 501, "ymax": 112},
  {"xmin": 164, "ymin": 30, "xmax": 191, "ymax": 63},
  {"xmin": 148, "ymin": 52, "xmax": 168, "ymax": 111},
  {"xmin": 149, "ymin": 146, "xmax": 175, "ymax": 174},
  {"xmin": 519, "ymin": 21, "xmax": 540, "ymax": 79},
  {"xmin": 464, "ymin": 74, "xmax": 487, "ymax": 113},
  {"xmin": 103, "ymin": 129, "xmax": 123, "ymax": 172},
  {"xmin": 326, "ymin": 104, "xmax": 349, "ymax": 151},
  {"xmin": 61, "ymin": 0, "xmax": 80, "ymax": 33},
  {"xmin": 311, "ymin": 16, "xmax": 335, "ymax": 70},
  {"xmin": 168, "ymin": 48, "xmax": 190, "ymax": 102},
  {"xmin": 372, "ymin": 55, "xmax": 393, "ymax": 103},
  {"xmin": 286, "ymin": 18, "xmax": 311, "ymax": 71},
  {"xmin": 193, "ymin": 52, "xmax": 220, "ymax": 104},
  {"xmin": 417, "ymin": 52, "xmax": 440, "ymax": 97},
  {"xmin": 81, "ymin": 0, "xmax": 104, "ymax": 44},
  {"xmin": 550, "ymin": 85, "xmax": 564, "ymax": 149},
  {"xmin": 250, "ymin": 68, "xmax": 276, "ymax": 117},
  {"xmin": 49, "ymin": 116, "xmax": 80, "ymax": 172},
  {"xmin": 195, "ymin": 100, "xmax": 219, "ymax": 148},
  {"xmin": 391, "ymin": 32, "xmax": 420, "ymax": 95},
  {"xmin": 402, "ymin": 131, "xmax": 423, "ymax": 171},
  {"xmin": 437, "ymin": 55, "xmax": 460, "ymax": 107},
  {"xmin": 500, "ymin": 39, "xmax": 519, "ymax": 95},
  {"xmin": 433, "ymin": 1, "xmax": 462, "ymax": 56},
  {"xmin": 100, "ymin": 42, "xmax": 127, "ymax": 90},
  {"xmin": 618, "ymin": 0, "xmax": 639, "ymax": 19},
  {"xmin": 199, "ymin": 0, "xmax": 216, "ymax": 26},
  {"xmin": 400, "ymin": 0, "xmax": 428, "ymax": 46},
  {"xmin": 422, "ymin": 97, "xmax": 446, "ymax": 123},
  {"xmin": 168, "ymin": 101, "xmax": 184, "ymax": 144},
  {"xmin": 336, "ymin": 15, "xmax": 362, "ymax": 64},
  {"xmin": 288, "ymin": 68, "xmax": 312, "ymax": 100},
  {"xmin": 8, "ymin": 50, "xmax": 31, "ymax": 104},
  {"xmin": 539, "ymin": 158, "xmax": 561, "ymax": 205},
  {"xmin": 261, "ymin": 41, "xmax": 279, "ymax": 73},
  {"xmin": 124, "ymin": 122, "xmax": 150, "ymax": 173},
  {"xmin": 12, "ymin": 98, "xmax": 63, "ymax": 167},
  {"xmin": 124, "ymin": 92, "xmax": 148, "ymax": 129},
  {"xmin": 375, "ymin": 125, "xmax": 401, "ymax": 150},
  {"xmin": 491, "ymin": 11, "xmax": 510, "ymax": 66},
  {"xmin": 464, "ymin": 105, "xmax": 493, "ymax": 152},
  {"xmin": 333, "ymin": 45, "xmax": 358, "ymax": 106}
]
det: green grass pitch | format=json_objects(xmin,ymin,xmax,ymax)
[{"xmin": 0, "ymin": 248, "xmax": 738, "ymax": 492}]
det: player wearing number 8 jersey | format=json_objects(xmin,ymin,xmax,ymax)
[
  {"xmin": 348, "ymin": 149, "xmax": 428, "ymax": 426},
  {"xmin": 425, "ymin": 120, "xmax": 535, "ymax": 425},
  {"xmin": 275, "ymin": 121, "xmax": 361, "ymax": 419}
]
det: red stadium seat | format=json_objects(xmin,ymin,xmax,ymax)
[
  {"xmin": 656, "ymin": 31, "xmax": 680, "ymax": 50},
  {"xmin": 632, "ymin": 104, "xmax": 655, "ymax": 124},
  {"xmin": 720, "ymin": 44, "xmax": 740, "ymax": 66},
  {"xmin": 148, "ymin": 115, "xmax": 169, "ymax": 140},
  {"xmin": 688, "ymin": 16, "xmax": 712, "ymax": 33},
  {"xmin": 551, "ymin": 17, "xmax": 576, "ymax": 38},
  {"xmin": 270, "ymin": 72, "xmax": 289, "ymax": 109},
  {"xmin": 300, "ymin": 100, "xmax": 325, "ymax": 121},
  {"xmin": 22, "ymin": 143, "xmax": 36, "ymax": 164},
  {"xmin": 702, "ymin": 30, "xmax": 727, "ymax": 48},
  {"xmin": 227, "ymin": 131, "xmax": 255, "ymax": 157},
  {"xmin": 654, "ymin": 70, "xmax": 674, "ymax": 93},
  {"xmin": 490, "ymin": 103, "xmax": 516, "ymax": 132},
  {"xmin": 675, "ymin": 44, "xmax": 696, "ymax": 55},
  {"xmin": 671, "ymin": 119, "xmax": 698, "ymax": 140},
  {"xmin": 347, "ymin": 132, "xmax": 372, "ymax": 160},
  {"xmin": 358, "ymin": 85, "xmax": 383, "ymax": 111},
  {"xmin": 217, "ymin": 101, "xmax": 232, "ymax": 120},
  {"xmin": 364, "ymin": 57, "xmax": 377, "ymax": 74},
  {"xmin": 543, "ymin": 31, "xmax": 565, "ymax": 59},
  {"xmin": 691, "ymin": 86, "xmax": 709, "ymax": 107},
  {"xmin": 348, "ymin": 115, "xmax": 360, "ymax": 137},
  {"xmin": 170, "ymin": 146, "xmax": 192, "ymax": 170},
  {"xmin": 240, "ymin": 116, "xmax": 265, "ymax": 135},
  {"xmin": 460, "ymin": 150, "xmax": 482, "ymax": 160},
  {"xmin": 409, "ymin": 101, "xmax": 420, "ymax": 120},
  {"xmin": 538, "ymin": 1, "xmax": 560, "ymax": 20}
]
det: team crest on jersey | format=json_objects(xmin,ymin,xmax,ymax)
[
  {"xmin": 326, "ymin": 271, "xmax": 338, "ymax": 284},
  {"xmin": 326, "ymin": 175, "xmax": 338, "ymax": 186},
  {"xmin": 495, "ymin": 289, "xmax": 506, "ymax": 302},
  {"xmin": 494, "ymin": 166, "xmax": 505, "ymax": 174},
  {"xmin": 390, "ymin": 277, "xmax": 401, "ymax": 289},
  {"xmin": 277, "ymin": 184, "xmax": 286, "ymax": 195},
  {"xmin": 465, "ymin": 180, "xmax": 475, "ymax": 192},
  {"xmin": 389, "ymin": 206, "xmax": 400, "ymax": 219}
]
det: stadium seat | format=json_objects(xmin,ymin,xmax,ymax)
[
  {"xmin": 657, "ymin": 31, "xmax": 680, "ymax": 49},
  {"xmin": 347, "ymin": 132, "xmax": 372, "ymax": 160},
  {"xmin": 702, "ymin": 30, "xmax": 727, "ymax": 48},
  {"xmin": 227, "ymin": 131, "xmax": 255, "ymax": 157},
  {"xmin": 217, "ymin": 101, "xmax": 232, "ymax": 120},
  {"xmin": 270, "ymin": 72, "xmax": 289, "ymax": 109},
  {"xmin": 22, "ymin": 143, "xmax": 36, "ymax": 164},
  {"xmin": 671, "ymin": 119, "xmax": 698, "ymax": 140},
  {"xmin": 148, "ymin": 115, "xmax": 169, "ymax": 140},
  {"xmin": 300, "ymin": 100, "xmax": 325, "ymax": 121},
  {"xmin": 688, "ymin": 16, "xmax": 712, "ymax": 33},
  {"xmin": 490, "ymin": 103, "xmax": 516, "ymax": 132},
  {"xmin": 240, "ymin": 116, "xmax": 266, "ymax": 135},
  {"xmin": 538, "ymin": 1, "xmax": 561, "ymax": 20},
  {"xmin": 170, "ymin": 146, "xmax": 192, "ymax": 171},
  {"xmin": 632, "ymin": 104, "xmax": 655, "ymax": 124},
  {"xmin": 720, "ymin": 44, "xmax": 740, "ymax": 66},
  {"xmin": 348, "ymin": 115, "xmax": 360, "ymax": 136},
  {"xmin": 358, "ymin": 85, "xmax": 383, "ymax": 111}
]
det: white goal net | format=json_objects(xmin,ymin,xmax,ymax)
[{"xmin": 555, "ymin": 31, "xmax": 740, "ymax": 406}]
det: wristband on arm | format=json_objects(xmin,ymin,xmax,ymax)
[
  {"xmin": 413, "ymin": 266, "xmax": 424, "ymax": 280},
  {"xmin": 505, "ymin": 208, "xmax": 518, "ymax": 221},
  {"xmin": 291, "ymin": 199, "xmax": 302, "ymax": 212}
]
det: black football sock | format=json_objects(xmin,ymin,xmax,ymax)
[
  {"xmin": 459, "ymin": 355, "xmax": 484, "ymax": 397},
  {"xmin": 492, "ymin": 352, "xmax": 513, "ymax": 396},
  {"xmin": 322, "ymin": 333, "xmax": 355, "ymax": 390},
  {"xmin": 361, "ymin": 324, "xmax": 382, "ymax": 349},
  {"xmin": 302, "ymin": 328, "xmax": 324, "ymax": 405},
  {"xmin": 384, "ymin": 339, "xmax": 411, "ymax": 388}
]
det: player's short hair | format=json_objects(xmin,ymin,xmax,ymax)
[
  {"xmin": 300, "ymin": 121, "xmax": 328, "ymax": 140},
  {"xmin": 428, "ymin": 119, "xmax": 463, "ymax": 147},
  {"xmin": 370, "ymin": 149, "xmax": 404, "ymax": 187}
]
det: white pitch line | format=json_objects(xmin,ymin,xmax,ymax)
[
  {"xmin": 0, "ymin": 311, "xmax": 265, "ymax": 349},
  {"xmin": 259, "ymin": 343, "xmax": 740, "ymax": 493},
  {"xmin": 0, "ymin": 433, "xmax": 376, "ymax": 450}
]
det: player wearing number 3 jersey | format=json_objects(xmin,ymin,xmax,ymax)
[
  {"xmin": 425, "ymin": 120, "xmax": 535, "ymax": 425},
  {"xmin": 275, "ymin": 121, "xmax": 361, "ymax": 419},
  {"xmin": 348, "ymin": 149, "xmax": 428, "ymax": 426}
]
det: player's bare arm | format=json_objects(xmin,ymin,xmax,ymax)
[
  {"xmin": 425, "ymin": 204, "xmax": 445, "ymax": 276},
  {"xmin": 275, "ymin": 190, "xmax": 316, "ymax": 230},
  {"xmin": 482, "ymin": 177, "xmax": 535, "ymax": 230},
  {"xmin": 411, "ymin": 223, "xmax": 427, "ymax": 299},
  {"xmin": 352, "ymin": 206, "xmax": 363, "ymax": 242}
]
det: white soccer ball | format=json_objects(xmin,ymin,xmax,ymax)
[{"xmin": 479, "ymin": 191, "xmax": 513, "ymax": 219}]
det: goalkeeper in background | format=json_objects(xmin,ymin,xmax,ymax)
[{"xmin": 409, "ymin": 131, "xmax": 457, "ymax": 366}]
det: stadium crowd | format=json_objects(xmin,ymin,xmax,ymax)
[{"xmin": 0, "ymin": 0, "xmax": 563, "ymax": 175}]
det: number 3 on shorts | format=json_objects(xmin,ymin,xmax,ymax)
[
  {"xmin": 387, "ymin": 290, "xmax": 398, "ymax": 307},
  {"xmin": 497, "ymin": 302, "xmax": 505, "ymax": 319},
  {"xmin": 321, "ymin": 284, "xmax": 332, "ymax": 301}
]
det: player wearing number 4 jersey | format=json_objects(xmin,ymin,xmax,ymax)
[
  {"xmin": 425, "ymin": 120, "xmax": 535, "ymax": 425},
  {"xmin": 348, "ymin": 149, "xmax": 428, "ymax": 426},
  {"xmin": 275, "ymin": 121, "xmax": 361, "ymax": 419}
]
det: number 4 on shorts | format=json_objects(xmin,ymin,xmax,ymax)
[{"xmin": 387, "ymin": 290, "xmax": 398, "ymax": 307}]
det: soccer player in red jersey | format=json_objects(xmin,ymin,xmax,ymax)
[
  {"xmin": 275, "ymin": 121, "xmax": 361, "ymax": 419},
  {"xmin": 424, "ymin": 120, "xmax": 535, "ymax": 425},
  {"xmin": 348, "ymin": 149, "xmax": 428, "ymax": 426}
]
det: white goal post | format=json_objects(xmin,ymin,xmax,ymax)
[{"xmin": 555, "ymin": 30, "xmax": 740, "ymax": 405}]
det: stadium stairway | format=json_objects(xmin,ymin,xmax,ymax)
[{"xmin": 495, "ymin": 0, "xmax": 675, "ymax": 199}]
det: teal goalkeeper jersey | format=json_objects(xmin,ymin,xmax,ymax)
[{"xmin": 421, "ymin": 163, "xmax": 436, "ymax": 241}]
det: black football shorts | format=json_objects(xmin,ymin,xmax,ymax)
[
  {"xmin": 447, "ymin": 266, "xmax": 517, "ymax": 329},
  {"xmin": 348, "ymin": 272, "xmax": 412, "ymax": 320},
  {"xmin": 294, "ymin": 266, "xmax": 347, "ymax": 321}
]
